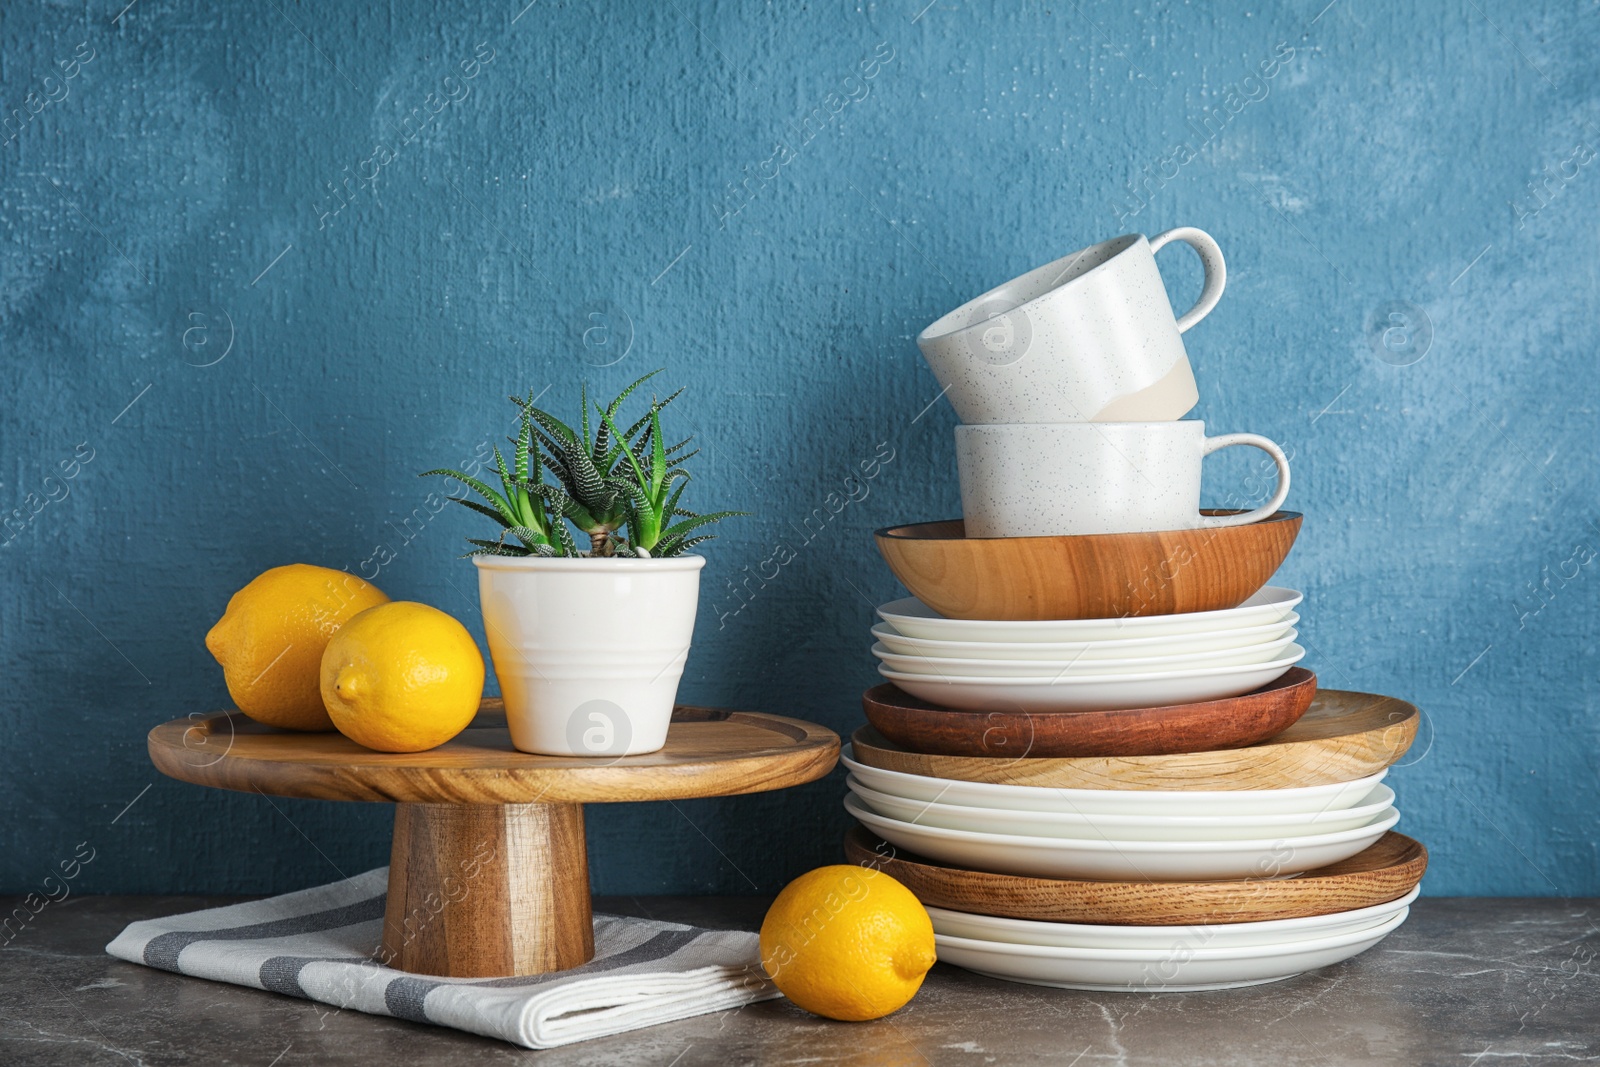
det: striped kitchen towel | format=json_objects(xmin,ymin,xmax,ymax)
[{"xmin": 106, "ymin": 868, "xmax": 779, "ymax": 1049}]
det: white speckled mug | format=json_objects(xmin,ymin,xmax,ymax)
[
  {"xmin": 917, "ymin": 229, "xmax": 1225, "ymax": 424},
  {"xmin": 955, "ymin": 421, "xmax": 1290, "ymax": 538}
]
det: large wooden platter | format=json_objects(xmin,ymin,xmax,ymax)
[
  {"xmin": 862, "ymin": 669, "xmax": 1316, "ymax": 758},
  {"xmin": 849, "ymin": 689, "xmax": 1416, "ymax": 790},
  {"xmin": 151, "ymin": 700, "xmax": 838, "ymax": 804},
  {"xmin": 149, "ymin": 700, "xmax": 838, "ymax": 979},
  {"xmin": 845, "ymin": 825, "xmax": 1427, "ymax": 924}
]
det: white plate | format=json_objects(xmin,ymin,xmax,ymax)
[
  {"xmin": 926, "ymin": 886, "xmax": 1420, "ymax": 950},
  {"xmin": 871, "ymin": 615, "xmax": 1300, "ymax": 661},
  {"xmin": 841, "ymin": 749, "xmax": 1388, "ymax": 816},
  {"xmin": 879, "ymin": 646, "xmax": 1305, "ymax": 712},
  {"xmin": 935, "ymin": 909, "xmax": 1408, "ymax": 991},
  {"xmin": 878, "ymin": 587, "xmax": 1303, "ymax": 644},
  {"xmin": 847, "ymin": 776, "xmax": 1397, "ymax": 841},
  {"xmin": 871, "ymin": 632, "xmax": 1298, "ymax": 678},
  {"xmin": 844, "ymin": 794, "xmax": 1400, "ymax": 880}
]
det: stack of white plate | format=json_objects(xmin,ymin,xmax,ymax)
[
  {"xmin": 843, "ymin": 754, "xmax": 1396, "ymax": 880},
  {"xmin": 842, "ymin": 750, "xmax": 1412, "ymax": 990},
  {"xmin": 930, "ymin": 890, "xmax": 1418, "ymax": 991},
  {"xmin": 872, "ymin": 587, "xmax": 1305, "ymax": 711}
]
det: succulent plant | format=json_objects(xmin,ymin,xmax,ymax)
[
  {"xmin": 423, "ymin": 370, "xmax": 737, "ymax": 558},
  {"xmin": 514, "ymin": 371, "xmax": 673, "ymax": 556},
  {"xmin": 420, "ymin": 395, "xmax": 578, "ymax": 557},
  {"xmin": 603, "ymin": 402, "xmax": 739, "ymax": 558}
]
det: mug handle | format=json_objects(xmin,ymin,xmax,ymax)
[
  {"xmin": 1149, "ymin": 227, "xmax": 1227, "ymax": 333},
  {"xmin": 1198, "ymin": 433, "xmax": 1290, "ymax": 528}
]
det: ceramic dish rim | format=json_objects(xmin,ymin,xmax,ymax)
[
  {"xmin": 930, "ymin": 907, "xmax": 1408, "ymax": 962},
  {"xmin": 844, "ymin": 793, "xmax": 1400, "ymax": 852},
  {"xmin": 869, "ymin": 616, "xmax": 1301, "ymax": 656},
  {"xmin": 870, "ymin": 632, "xmax": 1299, "ymax": 675},
  {"xmin": 840, "ymin": 747, "xmax": 1390, "ymax": 804},
  {"xmin": 923, "ymin": 885, "xmax": 1421, "ymax": 943},
  {"xmin": 876, "ymin": 587, "xmax": 1304, "ymax": 635},
  {"xmin": 877, "ymin": 645, "xmax": 1306, "ymax": 687},
  {"xmin": 846, "ymin": 775, "xmax": 1396, "ymax": 829}
]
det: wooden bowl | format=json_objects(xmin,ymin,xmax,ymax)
[
  {"xmin": 874, "ymin": 511, "xmax": 1302, "ymax": 621},
  {"xmin": 861, "ymin": 668, "xmax": 1316, "ymax": 758}
]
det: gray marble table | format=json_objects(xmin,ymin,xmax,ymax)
[{"xmin": 1, "ymin": 894, "xmax": 1595, "ymax": 1065}]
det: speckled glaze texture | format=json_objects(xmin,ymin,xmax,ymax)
[
  {"xmin": 917, "ymin": 230, "xmax": 1223, "ymax": 423},
  {"xmin": 956, "ymin": 422, "xmax": 1290, "ymax": 537}
]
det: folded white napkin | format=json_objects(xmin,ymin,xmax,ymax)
[{"xmin": 106, "ymin": 868, "xmax": 779, "ymax": 1049}]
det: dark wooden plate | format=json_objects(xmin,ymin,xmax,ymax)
[
  {"xmin": 850, "ymin": 688, "xmax": 1417, "ymax": 790},
  {"xmin": 844, "ymin": 824, "xmax": 1428, "ymax": 925},
  {"xmin": 861, "ymin": 667, "xmax": 1317, "ymax": 758}
]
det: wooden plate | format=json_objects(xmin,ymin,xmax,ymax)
[
  {"xmin": 845, "ymin": 825, "xmax": 1428, "ymax": 924},
  {"xmin": 874, "ymin": 512, "xmax": 1301, "ymax": 620},
  {"xmin": 861, "ymin": 669, "xmax": 1316, "ymax": 758},
  {"xmin": 849, "ymin": 688, "xmax": 1416, "ymax": 790},
  {"xmin": 150, "ymin": 700, "xmax": 840, "ymax": 804}
]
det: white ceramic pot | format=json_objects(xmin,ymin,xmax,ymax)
[{"xmin": 472, "ymin": 554, "xmax": 705, "ymax": 756}]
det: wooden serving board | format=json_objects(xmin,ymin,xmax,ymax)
[
  {"xmin": 845, "ymin": 825, "xmax": 1428, "ymax": 925},
  {"xmin": 149, "ymin": 701, "xmax": 838, "ymax": 979},
  {"xmin": 862, "ymin": 669, "xmax": 1317, "ymax": 758},
  {"xmin": 849, "ymin": 689, "xmax": 1416, "ymax": 790}
]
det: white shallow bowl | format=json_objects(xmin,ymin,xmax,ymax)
[
  {"xmin": 878, "ymin": 587, "xmax": 1303, "ymax": 644},
  {"xmin": 871, "ymin": 616, "xmax": 1300, "ymax": 661},
  {"xmin": 879, "ymin": 646, "xmax": 1305, "ymax": 712},
  {"xmin": 847, "ymin": 776, "xmax": 1397, "ymax": 841},
  {"xmin": 871, "ymin": 632, "xmax": 1298, "ymax": 678},
  {"xmin": 841, "ymin": 748, "xmax": 1388, "ymax": 816},
  {"xmin": 935, "ymin": 909, "xmax": 1409, "ymax": 991},
  {"xmin": 926, "ymin": 887, "xmax": 1420, "ymax": 951},
  {"xmin": 844, "ymin": 794, "xmax": 1400, "ymax": 880}
]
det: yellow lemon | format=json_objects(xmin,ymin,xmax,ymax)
[
  {"xmin": 205, "ymin": 564, "xmax": 389, "ymax": 731},
  {"xmin": 759, "ymin": 865, "xmax": 935, "ymax": 1021},
  {"xmin": 319, "ymin": 601, "xmax": 485, "ymax": 753}
]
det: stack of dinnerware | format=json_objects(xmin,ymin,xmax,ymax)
[
  {"xmin": 843, "ymin": 758, "xmax": 1397, "ymax": 881},
  {"xmin": 840, "ymin": 228, "xmax": 1429, "ymax": 991},
  {"xmin": 870, "ymin": 588, "xmax": 1304, "ymax": 713},
  {"xmin": 840, "ymin": 706, "xmax": 1426, "ymax": 990},
  {"xmin": 926, "ymin": 892, "xmax": 1418, "ymax": 992},
  {"xmin": 840, "ymin": 679, "xmax": 1427, "ymax": 990}
]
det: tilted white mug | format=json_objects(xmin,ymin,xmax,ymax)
[
  {"xmin": 955, "ymin": 421, "xmax": 1290, "ymax": 538},
  {"xmin": 917, "ymin": 228, "xmax": 1226, "ymax": 425}
]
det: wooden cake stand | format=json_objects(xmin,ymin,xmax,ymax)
[{"xmin": 149, "ymin": 700, "xmax": 838, "ymax": 979}]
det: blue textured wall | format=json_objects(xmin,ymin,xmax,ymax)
[{"xmin": 2, "ymin": 0, "xmax": 1596, "ymax": 899}]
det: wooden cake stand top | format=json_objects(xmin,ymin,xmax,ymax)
[
  {"xmin": 150, "ymin": 700, "xmax": 840, "ymax": 805},
  {"xmin": 149, "ymin": 700, "xmax": 840, "ymax": 978}
]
